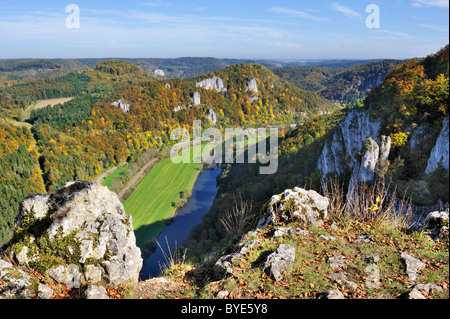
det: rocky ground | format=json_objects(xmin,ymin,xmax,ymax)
[
  {"xmin": 1, "ymin": 184, "xmax": 448, "ymax": 300},
  {"xmin": 133, "ymin": 188, "xmax": 449, "ymax": 300}
]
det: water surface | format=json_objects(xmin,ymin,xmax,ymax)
[{"xmin": 140, "ymin": 168, "xmax": 221, "ymax": 279}]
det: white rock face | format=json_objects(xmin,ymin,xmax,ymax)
[
  {"xmin": 317, "ymin": 109, "xmax": 384, "ymax": 178},
  {"xmin": 205, "ymin": 108, "xmax": 217, "ymax": 125},
  {"xmin": 257, "ymin": 187, "xmax": 329, "ymax": 229},
  {"xmin": 11, "ymin": 181, "xmax": 143, "ymax": 287},
  {"xmin": 349, "ymin": 138, "xmax": 380, "ymax": 191},
  {"xmin": 196, "ymin": 76, "xmax": 227, "ymax": 92},
  {"xmin": 154, "ymin": 69, "xmax": 165, "ymax": 77},
  {"xmin": 192, "ymin": 91, "xmax": 201, "ymax": 106},
  {"xmin": 426, "ymin": 117, "xmax": 449, "ymax": 174},
  {"xmin": 112, "ymin": 100, "xmax": 130, "ymax": 113},
  {"xmin": 246, "ymin": 78, "xmax": 258, "ymax": 93},
  {"xmin": 409, "ymin": 123, "xmax": 431, "ymax": 150}
]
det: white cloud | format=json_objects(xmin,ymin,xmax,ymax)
[
  {"xmin": 418, "ymin": 23, "xmax": 449, "ymax": 32},
  {"xmin": 330, "ymin": 3, "xmax": 362, "ymax": 18},
  {"xmin": 267, "ymin": 7, "xmax": 327, "ymax": 21},
  {"xmin": 138, "ymin": 1, "xmax": 171, "ymax": 7},
  {"xmin": 368, "ymin": 29, "xmax": 418, "ymax": 42},
  {"xmin": 412, "ymin": 0, "xmax": 449, "ymax": 8}
]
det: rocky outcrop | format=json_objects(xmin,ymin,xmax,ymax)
[
  {"xmin": 257, "ymin": 187, "xmax": 329, "ymax": 229},
  {"xmin": 347, "ymin": 136, "xmax": 391, "ymax": 194},
  {"xmin": 0, "ymin": 259, "xmax": 53, "ymax": 299},
  {"xmin": 415, "ymin": 210, "xmax": 449, "ymax": 242},
  {"xmin": 400, "ymin": 252, "xmax": 426, "ymax": 282},
  {"xmin": 261, "ymin": 244, "xmax": 295, "ymax": 282},
  {"xmin": 402, "ymin": 283, "xmax": 443, "ymax": 299},
  {"xmin": 196, "ymin": 76, "xmax": 227, "ymax": 92},
  {"xmin": 246, "ymin": 78, "xmax": 258, "ymax": 93},
  {"xmin": 409, "ymin": 123, "xmax": 431, "ymax": 150},
  {"xmin": 192, "ymin": 92, "xmax": 201, "ymax": 106},
  {"xmin": 352, "ymin": 137, "xmax": 380, "ymax": 184},
  {"xmin": 205, "ymin": 108, "xmax": 217, "ymax": 125},
  {"xmin": 81, "ymin": 284, "xmax": 109, "ymax": 299},
  {"xmin": 112, "ymin": 100, "xmax": 130, "ymax": 113},
  {"xmin": 5, "ymin": 181, "xmax": 142, "ymax": 290},
  {"xmin": 154, "ymin": 69, "xmax": 165, "ymax": 77},
  {"xmin": 426, "ymin": 117, "xmax": 449, "ymax": 174},
  {"xmin": 316, "ymin": 290, "xmax": 345, "ymax": 299},
  {"xmin": 317, "ymin": 108, "xmax": 382, "ymax": 178}
]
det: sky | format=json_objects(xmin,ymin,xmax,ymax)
[{"xmin": 0, "ymin": 0, "xmax": 448, "ymax": 60}]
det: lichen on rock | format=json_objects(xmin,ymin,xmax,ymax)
[
  {"xmin": 257, "ymin": 187, "xmax": 329, "ymax": 229},
  {"xmin": 5, "ymin": 181, "xmax": 142, "ymax": 288}
]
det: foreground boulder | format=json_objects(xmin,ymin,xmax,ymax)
[
  {"xmin": 4, "ymin": 181, "xmax": 142, "ymax": 289},
  {"xmin": 421, "ymin": 210, "xmax": 449, "ymax": 241},
  {"xmin": 257, "ymin": 187, "xmax": 329, "ymax": 228},
  {"xmin": 261, "ymin": 244, "xmax": 296, "ymax": 282}
]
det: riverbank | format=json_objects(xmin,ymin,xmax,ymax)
[
  {"xmin": 139, "ymin": 168, "xmax": 221, "ymax": 279},
  {"xmin": 123, "ymin": 142, "xmax": 212, "ymax": 251}
]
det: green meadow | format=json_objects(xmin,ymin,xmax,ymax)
[
  {"xmin": 101, "ymin": 163, "xmax": 130, "ymax": 188},
  {"xmin": 123, "ymin": 143, "xmax": 208, "ymax": 248},
  {"xmin": 122, "ymin": 134, "xmax": 268, "ymax": 249}
]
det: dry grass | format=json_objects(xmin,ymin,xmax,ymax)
[{"xmin": 322, "ymin": 177, "xmax": 413, "ymax": 230}]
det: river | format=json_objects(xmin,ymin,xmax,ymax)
[{"xmin": 139, "ymin": 168, "xmax": 221, "ymax": 279}]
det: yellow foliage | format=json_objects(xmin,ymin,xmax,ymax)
[{"xmin": 390, "ymin": 131, "xmax": 410, "ymax": 147}]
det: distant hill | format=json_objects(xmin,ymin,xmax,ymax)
[
  {"xmin": 1, "ymin": 57, "xmax": 396, "ymax": 83},
  {"xmin": 273, "ymin": 60, "xmax": 404, "ymax": 104},
  {"xmin": 0, "ymin": 60, "xmax": 336, "ymax": 246}
]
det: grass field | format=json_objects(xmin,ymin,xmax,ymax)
[
  {"xmin": 122, "ymin": 135, "xmax": 268, "ymax": 249},
  {"xmin": 101, "ymin": 163, "xmax": 130, "ymax": 188},
  {"xmin": 123, "ymin": 144, "xmax": 205, "ymax": 248}
]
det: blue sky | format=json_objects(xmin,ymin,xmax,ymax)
[{"xmin": 0, "ymin": 0, "xmax": 448, "ymax": 59}]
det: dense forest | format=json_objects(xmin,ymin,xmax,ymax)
[
  {"xmin": 0, "ymin": 125, "xmax": 46, "ymax": 243},
  {"xmin": 0, "ymin": 60, "xmax": 336, "ymax": 246}
]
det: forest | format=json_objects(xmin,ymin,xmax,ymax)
[
  {"xmin": 0, "ymin": 125, "xmax": 46, "ymax": 243},
  {"xmin": 0, "ymin": 60, "xmax": 336, "ymax": 246}
]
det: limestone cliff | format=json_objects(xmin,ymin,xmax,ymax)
[
  {"xmin": 192, "ymin": 91, "xmax": 201, "ymax": 106},
  {"xmin": 426, "ymin": 117, "xmax": 449, "ymax": 174},
  {"xmin": 246, "ymin": 78, "xmax": 258, "ymax": 93},
  {"xmin": 1, "ymin": 181, "xmax": 142, "ymax": 298},
  {"xmin": 196, "ymin": 76, "xmax": 227, "ymax": 92},
  {"xmin": 205, "ymin": 108, "xmax": 217, "ymax": 125},
  {"xmin": 317, "ymin": 108, "xmax": 388, "ymax": 182}
]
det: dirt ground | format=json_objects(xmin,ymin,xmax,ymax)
[
  {"xmin": 132, "ymin": 278, "xmax": 182, "ymax": 299},
  {"xmin": 34, "ymin": 97, "xmax": 74, "ymax": 109}
]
